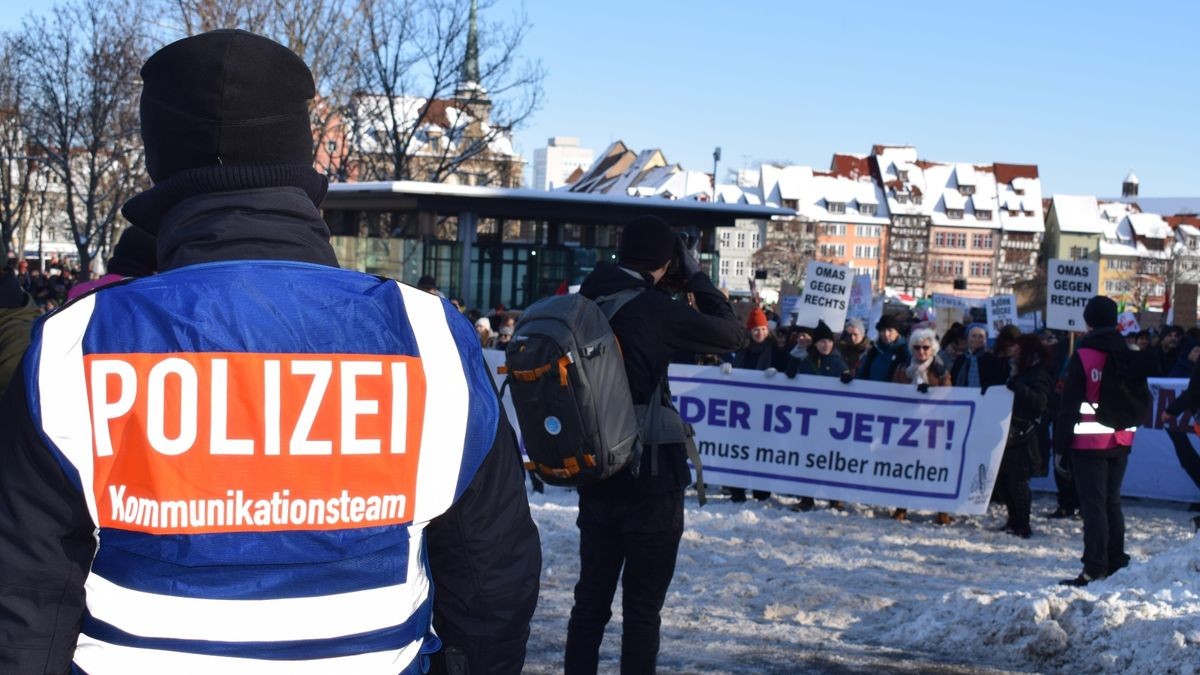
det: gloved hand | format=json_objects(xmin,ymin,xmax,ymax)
[
  {"xmin": 720, "ymin": 362, "xmax": 733, "ymax": 375},
  {"xmin": 917, "ymin": 383, "xmax": 930, "ymax": 394},
  {"xmin": 764, "ymin": 367, "xmax": 778, "ymax": 378},
  {"xmin": 674, "ymin": 234, "xmax": 702, "ymax": 279},
  {"xmin": 839, "ymin": 371, "xmax": 854, "ymax": 384}
]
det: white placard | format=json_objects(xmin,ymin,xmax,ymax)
[
  {"xmin": 1118, "ymin": 311, "xmax": 1141, "ymax": 336},
  {"xmin": 847, "ymin": 274, "xmax": 874, "ymax": 324},
  {"xmin": 1046, "ymin": 259, "xmax": 1098, "ymax": 331},
  {"xmin": 932, "ymin": 293, "xmax": 970, "ymax": 310},
  {"xmin": 796, "ymin": 261, "xmax": 852, "ymax": 330},
  {"xmin": 987, "ymin": 294, "xmax": 1017, "ymax": 337}
]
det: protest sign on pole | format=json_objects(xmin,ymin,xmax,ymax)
[
  {"xmin": 796, "ymin": 261, "xmax": 852, "ymax": 329},
  {"xmin": 846, "ymin": 274, "xmax": 874, "ymax": 323},
  {"xmin": 1118, "ymin": 311, "xmax": 1141, "ymax": 336},
  {"xmin": 932, "ymin": 293, "xmax": 969, "ymax": 311},
  {"xmin": 670, "ymin": 364, "xmax": 1012, "ymax": 514},
  {"xmin": 1046, "ymin": 259, "xmax": 1098, "ymax": 331},
  {"xmin": 987, "ymin": 294, "xmax": 1017, "ymax": 337},
  {"xmin": 778, "ymin": 295, "xmax": 802, "ymax": 326}
]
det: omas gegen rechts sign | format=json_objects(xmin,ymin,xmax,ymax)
[{"xmin": 1046, "ymin": 259, "xmax": 1098, "ymax": 331}]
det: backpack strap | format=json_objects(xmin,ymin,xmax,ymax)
[{"xmin": 594, "ymin": 288, "xmax": 644, "ymax": 320}]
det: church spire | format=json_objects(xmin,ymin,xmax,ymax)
[{"xmin": 461, "ymin": 0, "xmax": 480, "ymax": 86}]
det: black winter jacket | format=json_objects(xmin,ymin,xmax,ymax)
[
  {"xmin": 1054, "ymin": 327, "xmax": 1159, "ymax": 458},
  {"xmin": 0, "ymin": 187, "xmax": 541, "ymax": 674},
  {"xmin": 579, "ymin": 262, "xmax": 744, "ymax": 496},
  {"xmin": 788, "ymin": 346, "xmax": 850, "ymax": 378},
  {"xmin": 1005, "ymin": 362, "xmax": 1052, "ymax": 467}
]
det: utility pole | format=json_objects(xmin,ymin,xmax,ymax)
[{"xmin": 711, "ymin": 146, "xmax": 721, "ymax": 201}]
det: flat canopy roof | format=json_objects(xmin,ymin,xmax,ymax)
[{"xmin": 323, "ymin": 180, "xmax": 795, "ymax": 228}]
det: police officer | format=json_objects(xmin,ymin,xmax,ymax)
[
  {"xmin": 0, "ymin": 31, "xmax": 539, "ymax": 673},
  {"xmin": 565, "ymin": 216, "xmax": 744, "ymax": 674}
]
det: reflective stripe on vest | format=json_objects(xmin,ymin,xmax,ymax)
[
  {"xmin": 1070, "ymin": 348, "xmax": 1135, "ymax": 450},
  {"xmin": 27, "ymin": 263, "xmax": 498, "ymax": 673}
]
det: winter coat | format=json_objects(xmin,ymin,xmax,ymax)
[
  {"xmin": 840, "ymin": 337, "xmax": 871, "ymax": 373},
  {"xmin": 0, "ymin": 187, "xmax": 541, "ymax": 673},
  {"xmin": 950, "ymin": 348, "xmax": 1008, "ymax": 390},
  {"xmin": 1005, "ymin": 362, "xmax": 1053, "ymax": 472},
  {"xmin": 858, "ymin": 337, "xmax": 910, "ymax": 382},
  {"xmin": 732, "ymin": 338, "xmax": 787, "ymax": 371},
  {"xmin": 0, "ymin": 292, "xmax": 38, "ymax": 400},
  {"xmin": 1055, "ymin": 326, "xmax": 1159, "ymax": 458},
  {"xmin": 579, "ymin": 262, "xmax": 745, "ymax": 497},
  {"xmin": 892, "ymin": 357, "xmax": 952, "ymax": 387},
  {"xmin": 788, "ymin": 346, "xmax": 850, "ymax": 378}
]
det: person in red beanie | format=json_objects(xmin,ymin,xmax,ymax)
[{"xmin": 722, "ymin": 306, "xmax": 786, "ymax": 503}]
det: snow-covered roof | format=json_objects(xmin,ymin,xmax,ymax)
[
  {"xmin": 1126, "ymin": 213, "xmax": 1171, "ymax": 240},
  {"xmin": 1178, "ymin": 224, "xmax": 1200, "ymax": 237},
  {"xmin": 955, "ymin": 164, "xmax": 977, "ymax": 187},
  {"xmin": 1051, "ymin": 195, "xmax": 1108, "ymax": 234},
  {"xmin": 797, "ymin": 173, "xmax": 890, "ymax": 224}
]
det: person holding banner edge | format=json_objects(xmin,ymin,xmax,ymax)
[{"xmin": 891, "ymin": 327, "xmax": 954, "ymax": 525}]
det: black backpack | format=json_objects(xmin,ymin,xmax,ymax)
[
  {"xmin": 1093, "ymin": 348, "xmax": 1151, "ymax": 430},
  {"xmin": 502, "ymin": 291, "xmax": 642, "ymax": 486}
]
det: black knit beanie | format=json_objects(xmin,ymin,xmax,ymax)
[
  {"xmin": 1083, "ymin": 295, "xmax": 1119, "ymax": 329},
  {"xmin": 876, "ymin": 313, "xmax": 903, "ymax": 334},
  {"xmin": 812, "ymin": 320, "xmax": 834, "ymax": 343},
  {"xmin": 139, "ymin": 29, "xmax": 316, "ymax": 183},
  {"xmin": 618, "ymin": 215, "xmax": 677, "ymax": 271},
  {"xmin": 107, "ymin": 226, "xmax": 158, "ymax": 278}
]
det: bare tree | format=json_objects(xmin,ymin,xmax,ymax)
[
  {"xmin": 0, "ymin": 34, "xmax": 38, "ymax": 263},
  {"xmin": 165, "ymin": 0, "xmax": 271, "ymax": 34},
  {"xmin": 20, "ymin": 0, "xmax": 149, "ymax": 279},
  {"xmin": 351, "ymin": 0, "xmax": 543, "ymax": 185}
]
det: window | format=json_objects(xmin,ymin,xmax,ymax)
[
  {"xmin": 1105, "ymin": 280, "xmax": 1132, "ymax": 293},
  {"xmin": 897, "ymin": 170, "xmax": 909, "ymax": 181},
  {"xmin": 934, "ymin": 232, "xmax": 967, "ymax": 248},
  {"xmin": 823, "ymin": 223, "xmax": 846, "ymax": 236},
  {"xmin": 959, "ymin": 185, "xmax": 976, "ymax": 196},
  {"xmin": 850, "ymin": 265, "xmax": 879, "ymax": 281},
  {"xmin": 734, "ymin": 260, "xmax": 745, "ymax": 276},
  {"xmin": 1107, "ymin": 258, "xmax": 1133, "ymax": 271},
  {"xmin": 969, "ymin": 261, "xmax": 992, "ymax": 277},
  {"xmin": 827, "ymin": 201, "xmax": 846, "ymax": 214},
  {"xmin": 913, "ymin": 194, "xmax": 924, "ymax": 205},
  {"xmin": 720, "ymin": 231, "xmax": 732, "ymax": 247},
  {"xmin": 972, "ymin": 233, "xmax": 993, "ymax": 249},
  {"xmin": 932, "ymin": 260, "xmax": 965, "ymax": 277},
  {"xmin": 854, "ymin": 245, "xmax": 879, "ymax": 258},
  {"xmin": 856, "ymin": 225, "xmax": 881, "ymax": 238},
  {"xmin": 1069, "ymin": 246, "xmax": 1090, "ymax": 260},
  {"xmin": 895, "ymin": 193, "xmax": 910, "ymax": 204},
  {"xmin": 860, "ymin": 204, "xmax": 877, "ymax": 217},
  {"xmin": 976, "ymin": 209, "xmax": 992, "ymax": 221},
  {"xmin": 947, "ymin": 209, "xmax": 964, "ymax": 220},
  {"xmin": 819, "ymin": 244, "xmax": 846, "ymax": 257},
  {"xmin": 720, "ymin": 259, "xmax": 730, "ymax": 275},
  {"xmin": 750, "ymin": 233, "xmax": 759, "ymax": 248},
  {"xmin": 736, "ymin": 232, "xmax": 746, "ymax": 248}
]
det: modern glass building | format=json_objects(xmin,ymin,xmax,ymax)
[{"xmin": 321, "ymin": 181, "xmax": 793, "ymax": 311}]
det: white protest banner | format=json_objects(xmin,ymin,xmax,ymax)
[
  {"xmin": 847, "ymin": 274, "xmax": 874, "ymax": 323},
  {"xmin": 1046, "ymin": 259, "xmax": 1098, "ymax": 331},
  {"xmin": 1032, "ymin": 378, "xmax": 1200, "ymax": 503},
  {"xmin": 670, "ymin": 364, "xmax": 1012, "ymax": 514},
  {"xmin": 778, "ymin": 295, "xmax": 802, "ymax": 326},
  {"xmin": 797, "ymin": 261, "xmax": 852, "ymax": 329},
  {"xmin": 987, "ymin": 294, "xmax": 1017, "ymax": 337}
]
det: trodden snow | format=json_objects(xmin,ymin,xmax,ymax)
[{"xmin": 523, "ymin": 488, "xmax": 1199, "ymax": 674}]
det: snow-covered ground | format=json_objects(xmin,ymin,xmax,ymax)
[{"xmin": 523, "ymin": 489, "xmax": 1200, "ymax": 674}]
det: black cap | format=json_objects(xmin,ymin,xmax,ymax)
[
  {"xmin": 139, "ymin": 30, "xmax": 316, "ymax": 183},
  {"xmin": 876, "ymin": 314, "xmax": 903, "ymax": 333},
  {"xmin": 1083, "ymin": 295, "xmax": 1118, "ymax": 329},
  {"xmin": 417, "ymin": 275, "xmax": 437, "ymax": 291},
  {"xmin": 812, "ymin": 320, "xmax": 834, "ymax": 343},
  {"xmin": 618, "ymin": 215, "xmax": 676, "ymax": 271}
]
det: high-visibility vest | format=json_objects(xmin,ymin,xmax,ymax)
[
  {"xmin": 24, "ymin": 260, "xmax": 499, "ymax": 674},
  {"xmin": 1070, "ymin": 347, "xmax": 1135, "ymax": 451}
]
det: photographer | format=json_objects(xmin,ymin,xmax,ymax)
[{"xmin": 565, "ymin": 215, "xmax": 745, "ymax": 674}]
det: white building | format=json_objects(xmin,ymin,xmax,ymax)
[{"xmin": 532, "ymin": 136, "xmax": 594, "ymax": 190}]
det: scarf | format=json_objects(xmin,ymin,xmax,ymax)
[{"xmin": 905, "ymin": 358, "xmax": 933, "ymax": 384}]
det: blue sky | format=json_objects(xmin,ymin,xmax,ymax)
[{"xmin": 4, "ymin": 0, "xmax": 1197, "ymax": 196}]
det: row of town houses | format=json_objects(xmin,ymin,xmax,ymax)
[{"xmin": 561, "ymin": 142, "xmax": 1200, "ymax": 312}]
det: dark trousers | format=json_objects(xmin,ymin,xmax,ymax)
[
  {"xmin": 1166, "ymin": 430, "xmax": 1200, "ymax": 495},
  {"xmin": 564, "ymin": 490, "xmax": 684, "ymax": 675},
  {"xmin": 1071, "ymin": 448, "xmax": 1130, "ymax": 578},
  {"xmin": 1053, "ymin": 449, "xmax": 1079, "ymax": 512},
  {"xmin": 995, "ymin": 448, "xmax": 1032, "ymax": 532}
]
